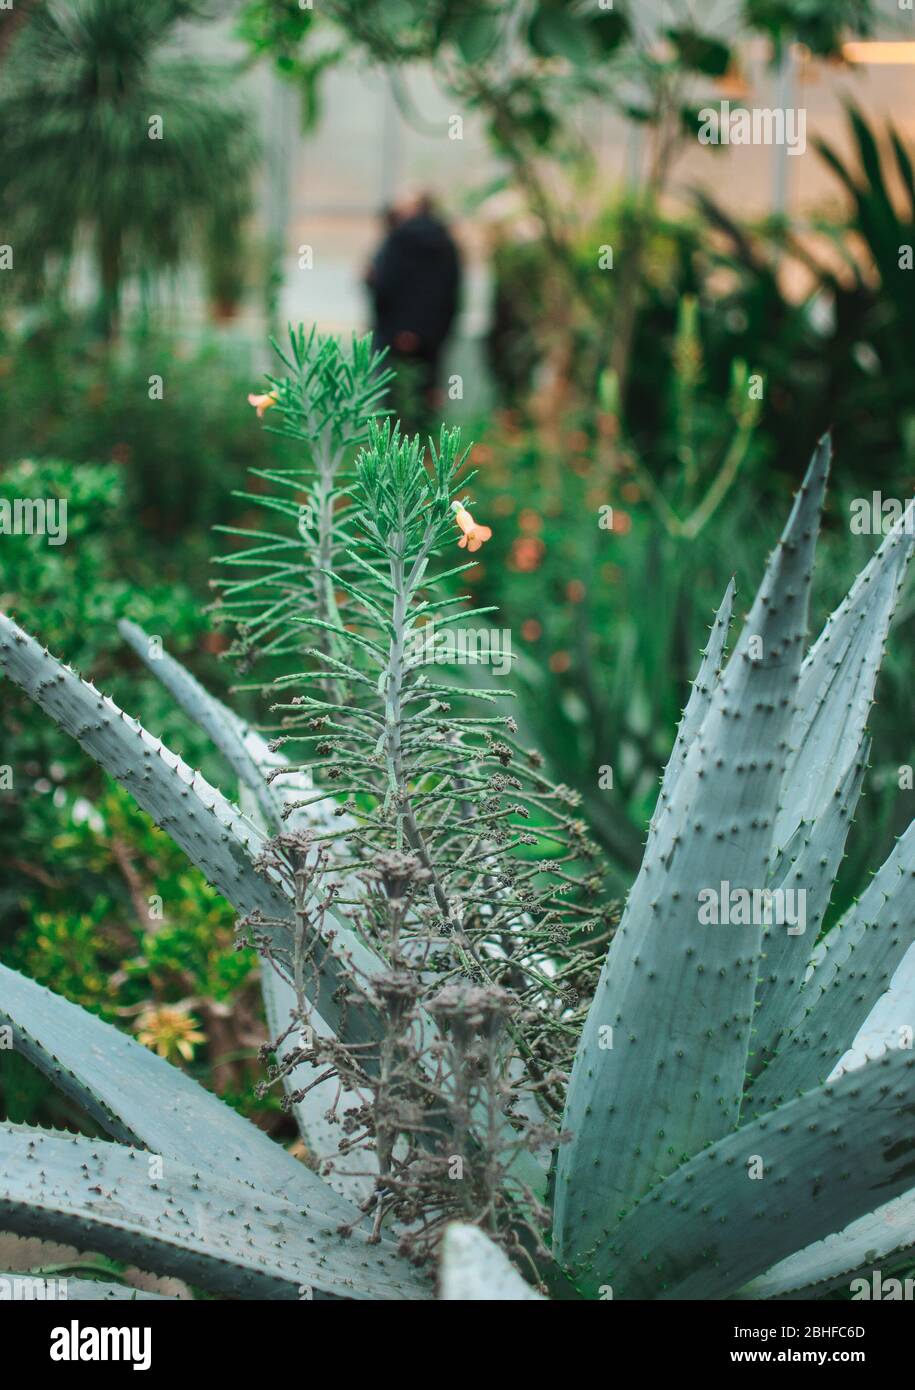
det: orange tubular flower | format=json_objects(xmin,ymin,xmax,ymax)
[
  {"xmin": 248, "ymin": 391, "xmax": 278, "ymax": 418},
  {"xmin": 452, "ymin": 500, "xmax": 492, "ymax": 553}
]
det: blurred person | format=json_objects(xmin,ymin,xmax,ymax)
[{"xmin": 365, "ymin": 192, "xmax": 461, "ymax": 425}]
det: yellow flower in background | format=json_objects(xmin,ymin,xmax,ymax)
[
  {"xmin": 452, "ymin": 500, "xmax": 492, "ymax": 553},
  {"xmin": 136, "ymin": 1005, "xmax": 205, "ymax": 1062},
  {"xmin": 247, "ymin": 390, "xmax": 278, "ymax": 418}
]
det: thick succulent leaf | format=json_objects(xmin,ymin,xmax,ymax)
[
  {"xmin": 831, "ymin": 936, "xmax": 915, "ymax": 1074},
  {"xmin": 773, "ymin": 500, "xmax": 914, "ymax": 850},
  {"xmin": 121, "ymin": 619, "xmax": 338, "ymax": 837},
  {"xmin": 0, "ymin": 1126, "xmax": 429, "ymax": 1301},
  {"xmin": 741, "ymin": 944, "xmax": 915, "ymax": 1296},
  {"xmin": 438, "ymin": 1223, "xmax": 544, "ymax": 1301},
  {"xmin": 748, "ymin": 748, "xmax": 867, "ymax": 1079},
  {"xmin": 650, "ymin": 577, "xmax": 734, "ymax": 829},
  {"xmin": 737, "ymin": 1190, "xmax": 915, "ymax": 1300},
  {"xmin": 749, "ymin": 821, "xmax": 915, "ymax": 1113},
  {"xmin": 594, "ymin": 1048, "xmax": 915, "ymax": 1300},
  {"xmin": 118, "ymin": 618, "xmax": 278, "ymax": 826},
  {"xmin": 0, "ymin": 963, "xmax": 356, "ymax": 1221},
  {"xmin": 748, "ymin": 506, "xmax": 912, "ymax": 1077},
  {"xmin": 0, "ymin": 614, "xmax": 389, "ymax": 1057},
  {"xmin": 231, "ymin": 757, "xmax": 379, "ymax": 1205},
  {"xmin": 117, "ymin": 622, "xmax": 383, "ymax": 1204},
  {"xmin": 0, "ymin": 1271, "xmax": 172, "ymax": 1300},
  {"xmin": 553, "ymin": 440, "xmax": 830, "ymax": 1277}
]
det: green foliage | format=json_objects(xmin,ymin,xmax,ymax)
[
  {"xmin": 486, "ymin": 198, "xmax": 697, "ymax": 407},
  {"xmin": 242, "ymin": 0, "xmax": 871, "ymax": 152},
  {"xmin": 0, "ymin": 454, "xmax": 214, "ymax": 890},
  {"xmin": 694, "ymin": 108, "xmax": 915, "ymax": 484},
  {"xmin": 0, "ymin": 456, "xmax": 213, "ymax": 929},
  {"xmin": 665, "ymin": 26, "xmax": 731, "ymax": 77},
  {"xmin": 745, "ymin": 0, "xmax": 874, "ymax": 55},
  {"xmin": 7, "ymin": 782, "xmax": 252, "ymax": 1017},
  {"xmin": 238, "ymin": 0, "xmax": 318, "ymax": 68},
  {"xmin": 0, "ymin": 456, "xmax": 205, "ymax": 655},
  {"xmin": 0, "ymin": 0, "xmax": 258, "ymax": 332},
  {"xmin": 0, "ymin": 457, "xmax": 264, "ymax": 1131},
  {"xmin": 0, "ymin": 325, "xmax": 300, "ymax": 542},
  {"xmin": 236, "ymin": 0, "xmax": 341, "ymax": 130}
]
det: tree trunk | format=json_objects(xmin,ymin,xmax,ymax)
[{"xmin": 95, "ymin": 225, "xmax": 123, "ymax": 341}]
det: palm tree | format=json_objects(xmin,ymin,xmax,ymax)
[{"xmin": 0, "ymin": 0, "xmax": 259, "ymax": 336}]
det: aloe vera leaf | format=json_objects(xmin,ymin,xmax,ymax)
[
  {"xmin": 773, "ymin": 500, "xmax": 914, "ymax": 849},
  {"xmin": 748, "ymin": 748, "xmax": 868, "ymax": 1079},
  {"xmin": 118, "ymin": 618, "xmax": 278, "ymax": 826},
  {"xmin": 0, "ymin": 1272, "xmax": 173, "ymax": 1300},
  {"xmin": 0, "ymin": 962, "xmax": 355, "ymax": 1221},
  {"xmin": 0, "ymin": 1125, "xmax": 430, "ymax": 1301},
  {"xmin": 553, "ymin": 439, "xmax": 830, "ymax": 1276},
  {"xmin": 438, "ymin": 1223, "xmax": 545, "ymax": 1300},
  {"xmin": 0, "ymin": 613, "xmax": 389, "ymax": 1055},
  {"xmin": 595, "ymin": 1048, "xmax": 915, "ymax": 1300},
  {"xmin": 749, "ymin": 821, "xmax": 915, "ymax": 1112}
]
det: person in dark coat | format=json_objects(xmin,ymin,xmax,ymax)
[{"xmin": 365, "ymin": 193, "xmax": 461, "ymax": 422}]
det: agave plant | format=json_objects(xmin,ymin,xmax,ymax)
[{"xmin": 0, "ymin": 332, "xmax": 913, "ymax": 1301}]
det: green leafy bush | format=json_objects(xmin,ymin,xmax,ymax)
[
  {"xmin": 0, "ymin": 324, "xmax": 301, "ymax": 554},
  {"xmin": 0, "ymin": 458, "xmax": 262, "ymax": 1128}
]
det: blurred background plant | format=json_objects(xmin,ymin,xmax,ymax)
[
  {"xmin": 0, "ymin": 0, "xmax": 259, "ymax": 338},
  {"xmin": 0, "ymin": 459, "xmax": 268, "ymax": 1134},
  {"xmin": 694, "ymin": 105, "xmax": 915, "ymax": 481},
  {"xmin": 0, "ymin": 323, "xmax": 303, "ymax": 545}
]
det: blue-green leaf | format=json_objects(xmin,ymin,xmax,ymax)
[
  {"xmin": 553, "ymin": 440, "xmax": 830, "ymax": 1284},
  {"xmin": 599, "ymin": 1048, "xmax": 915, "ymax": 1299},
  {"xmin": 0, "ymin": 963, "xmax": 356, "ymax": 1221},
  {"xmin": 0, "ymin": 1126, "xmax": 429, "ymax": 1301}
]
